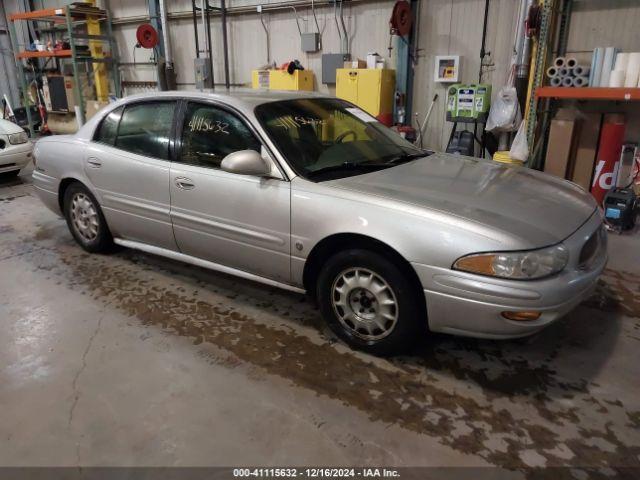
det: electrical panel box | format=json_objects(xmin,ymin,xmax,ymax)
[
  {"xmin": 336, "ymin": 68, "xmax": 396, "ymax": 126},
  {"xmin": 301, "ymin": 33, "xmax": 320, "ymax": 53},
  {"xmin": 194, "ymin": 58, "xmax": 213, "ymax": 89},
  {"xmin": 322, "ymin": 53, "xmax": 350, "ymax": 84},
  {"xmin": 269, "ymin": 70, "xmax": 314, "ymax": 91},
  {"xmin": 446, "ymin": 84, "xmax": 491, "ymax": 122}
]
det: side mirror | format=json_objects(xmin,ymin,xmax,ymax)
[{"xmin": 221, "ymin": 150, "xmax": 270, "ymax": 177}]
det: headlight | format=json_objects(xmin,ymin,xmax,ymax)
[
  {"xmin": 9, "ymin": 131, "xmax": 28, "ymax": 145},
  {"xmin": 453, "ymin": 244, "xmax": 569, "ymax": 280}
]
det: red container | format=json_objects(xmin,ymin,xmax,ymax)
[{"xmin": 591, "ymin": 114, "xmax": 626, "ymax": 204}]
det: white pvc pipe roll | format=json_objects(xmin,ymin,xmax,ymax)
[
  {"xmin": 550, "ymin": 76, "xmax": 562, "ymax": 87},
  {"xmin": 609, "ymin": 69, "xmax": 626, "ymax": 87},
  {"xmin": 600, "ymin": 47, "xmax": 616, "ymax": 87},
  {"xmin": 573, "ymin": 76, "xmax": 589, "ymax": 88},
  {"xmin": 559, "ymin": 67, "xmax": 570, "ymax": 77},
  {"xmin": 562, "ymin": 76, "xmax": 574, "ymax": 87},
  {"xmin": 591, "ymin": 47, "xmax": 604, "ymax": 86},
  {"xmin": 574, "ymin": 65, "xmax": 590, "ymax": 77},
  {"xmin": 554, "ymin": 57, "xmax": 566, "ymax": 68},
  {"xmin": 614, "ymin": 52, "xmax": 629, "ymax": 72},
  {"xmin": 546, "ymin": 66, "xmax": 558, "ymax": 77},
  {"xmin": 624, "ymin": 52, "xmax": 640, "ymax": 88},
  {"xmin": 566, "ymin": 57, "xmax": 578, "ymax": 68}
]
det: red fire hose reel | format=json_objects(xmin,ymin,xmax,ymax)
[
  {"xmin": 136, "ymin": 23, "xmax": 159, "ymax": 49},
  {"xmin": 390, "ymin": 1, "xmax": 413, "ymax": 37}
]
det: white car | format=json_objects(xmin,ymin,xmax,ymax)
[{"xmin": 0, "ymin": 119, "xmax": 32, "ymax": 177}]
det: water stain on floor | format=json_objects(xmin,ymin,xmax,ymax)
[
  {"xmin": 584, "ymin": 269, "xmax": 640, "ymax": 319},
  {"xmin": 7, "ymin": 225, "xmax": 637, "ymax": 477}
]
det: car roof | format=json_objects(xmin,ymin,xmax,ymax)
[{"xmin": 121, "ymin": 88, "xmax": 330, "ymax": 110}]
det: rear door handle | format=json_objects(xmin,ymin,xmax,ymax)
[
  {"xmin": 175, "ymin": 177, "xmax": 195, "ymax": 190},
  {"xmin": 87, "ymin": 157, "xmax": 102, "ymax": 168}
]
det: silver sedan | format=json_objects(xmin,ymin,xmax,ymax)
[{"xmin": 32, "ymin": 91, "xmax": 607, "ymax": 355}]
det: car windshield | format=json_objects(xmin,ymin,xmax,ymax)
[{"xmin": 254, "ymin": 98, "xmax": 428, "ymax": 181}]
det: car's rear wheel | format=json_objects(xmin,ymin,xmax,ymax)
[
  {"xmin": 63, "ymin": 182, "xmax": 113, "ymax": 253},
  {"xmin": 317, "ymin": 249, "xmax": 425, "ymax": 355}
]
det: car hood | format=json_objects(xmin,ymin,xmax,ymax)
[{"xmin": 326, "ymin": 153, "xmax": 597, "ymax": 248}]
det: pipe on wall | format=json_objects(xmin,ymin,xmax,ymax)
[
  {"xmin": 158, "ymin": 0, "xmax": 177, "ymax": 89},
  {"xmin": 111, "ymin": 0, "xmax": 379, "ymax": 26},
  {"xmin": 158, "ymin": 0, "xmax": 173, "ymax": 65}
]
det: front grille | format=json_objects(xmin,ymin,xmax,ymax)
[{"xmin": 579, "ymin": 225, "xmax": 607, "ymax": 269}]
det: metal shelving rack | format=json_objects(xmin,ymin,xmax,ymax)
[{"xmin": 8, "ymin": 4, "xmax": 121, "ymax": 136}]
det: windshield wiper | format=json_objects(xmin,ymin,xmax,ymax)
[
  {"xmin": 306, "ymin": 161, "xmax": 391, "ymax": 178},
  {"xmin": 385, "ymin": 151, "xmax": 429, "ymax": 165}
]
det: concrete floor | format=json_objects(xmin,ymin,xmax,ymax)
[{"xmin": 1, "ymin": 169, "xmax": 639, "ymax": 475}]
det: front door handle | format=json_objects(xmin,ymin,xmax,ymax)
[
  {"xmin": 87, "ymin": 157, "xmax": 102, "ymax": 168},
  {"xmin": 175, "ymin": 177, "xmax": 195, "ymax": 190}
]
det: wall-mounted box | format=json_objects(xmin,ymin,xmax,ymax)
[
  {"xmin": 269, "ymin": 70, "xmax": 314, "ymax": 91},
  {"xmin": 301, "ymin": 32, "xmax": 320, "ymax": 53},
  {"xmin": 434, "ymin": 55, "xmax": 460, "ymax": 83},
  {"xmin": 322, "ymin": 53, "xmax": 350, "ymax": 84},
  {"xmin": 194, "ymin": 58, "xmax": 213, "ymax": 89}
]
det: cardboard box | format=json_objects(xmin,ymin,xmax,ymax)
[
  {"xmin": 343, "ymin": 59, "xmax": 366, "ymax": 69},
  {"xmin": 544, "ymin": 109, "xmax": 578, "ymax": 179},
  {"xmin": 63, "ymin": 75, "xmax": 92, "ymax": 111},
  {"xmin": 569, "ymin": 113, "xmax": 602, "ymax": 190},
  {"xmin": 366, "ymin": 53, "xmax": 381, "ymax": 69}
]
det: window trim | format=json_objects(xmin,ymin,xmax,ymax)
[
  {"xmin": 174, "ymin": 98, "xmax": 289, "ymax": 181},
  {"xmin": 92, "ymin": 105, "xmax": 123, "ymax": 146}
]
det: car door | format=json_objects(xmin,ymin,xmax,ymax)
[
  {"xmin": 84, "ymin": 101, "xmax": 178, "ymax": 251},
  {"xmin": 169, "ymin": 100, "xmax": 291, "ymax": 282}
]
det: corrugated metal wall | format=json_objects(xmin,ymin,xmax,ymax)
[
  {"xmin": 107, "ymin": 0, "xmax": 522, "ymax": 150},
  {"xmin": 3, "ymin": 0, "xmax": 640, "ymax": 147}
]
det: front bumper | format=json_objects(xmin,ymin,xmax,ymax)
[
  {"xmin": 412, "ymin": 211, "xmax": 607, "ymax": 338},
  {"xmin": 0, "ymin": 142, "xmax": 32, "ymax": 173}
]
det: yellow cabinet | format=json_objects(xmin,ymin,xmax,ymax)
[
  {"xmin": 336, "ymin": 68, "xmax": 395, "ymax": 125},
  {"xmin": 251, "ymin": 70, "xmax": 270, "ymax": 89},
  {"xmin": 262, "ymin": 70, "xmax": 314, "ymax": 91}
]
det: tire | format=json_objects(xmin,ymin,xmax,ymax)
[
  {"xmin": 63, "ymin": 182, "xmax": 113, "ymax": 253},
  {"xmin": 316, "ymin": 249, "xmax": 425, "ymax": 356}
]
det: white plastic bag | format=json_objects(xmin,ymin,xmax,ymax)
[
  {"xmin": 486, "ymin": 86, "xmax": 520, "ymax": 132},
  {"xmin": 509, "ymin": 120, "xmax": 529, "ymax": 162}
]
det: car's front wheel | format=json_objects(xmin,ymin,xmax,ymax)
[
  {"xmin": 317, "ymin": 249, "xmax": 425, "ymax": 355},
  {"xmin": 63, "ymin": 182, "xmax": 113, "ymax": 253}
]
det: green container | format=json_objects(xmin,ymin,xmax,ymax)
[{"xmin": 446, "ymin": 83, "xmax": 492, "ymax": 123}]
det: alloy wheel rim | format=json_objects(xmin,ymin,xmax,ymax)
[
  {"xmin": 331, "ymin": 267, "xmax": 399, "ymax": 341},
  {"xmin": 70, "ymin": 193, "xmax": 99, "ymax": 242}
]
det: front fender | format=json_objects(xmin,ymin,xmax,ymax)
[{"xmin": 290, "ymin": 178, "xmax": 508, "ymax": 286}]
